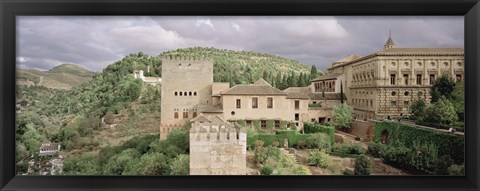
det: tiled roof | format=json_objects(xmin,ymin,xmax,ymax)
[
  {"xmin": 202, "ymin": 104, "xmax": 223, "ymax": 113},
  {"xmin": 285, "ymin": 92, "xmax": 310, "ymax": 99},
  {"xmin": 335, "ymin": 54, "xmax": 361, "ymax": 63},
  {"xmin": 308, "ymin": 92, "xmax": 347, "ymax": 100},
  {"xmin": 310, "ymin": 73, "xmax": 343, "ymax": 82},
  {"xmin": 190, "ymin": 113, "xmax": 211, "ymax": 123},
  {"xmin": 221, "ymin": 78, "xmax": 287, "ymax": 96}
]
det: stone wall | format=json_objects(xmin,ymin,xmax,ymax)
[
  {"xmin": 350, "ymin": 119, "xmax": 375, "ymax": 141},
  {"xmin": 189, "ymin": 121, "xmax": 247, "ymax": 175}
]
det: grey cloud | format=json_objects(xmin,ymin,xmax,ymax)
[{"xmin": 17, "ymin": 16, "xmax": 463, "ymax": 72}]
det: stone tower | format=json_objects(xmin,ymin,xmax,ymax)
[
  {"xmin": 189, "ymin": 114, "xmax": 247, "ymax": 175},
  {"xmin": 160, "ymin": 56, "xmax": 214, "ymax": 139}
]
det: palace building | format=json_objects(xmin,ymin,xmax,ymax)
[{"xmin": 159, "ymin": 33, "xmax": 464, "ymax": 139}]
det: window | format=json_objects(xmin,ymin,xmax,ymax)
[
  {"xmin": 189, "ymin": 92, "xmax": 192, "ymax": 96},
  {"xmin": 252, "ymin": 97, "xmax": 258, "ymax": 108},
  {"xmin": 416, "ymin": 74, "xmax": 422, "ymax": 85},
  {"xmin": 429, "ymin": 74, "xmax": 435, "ymax": 85},
  {"xmin": 267, "ymin": 97, "xmax": 273, "ymax": 108},
  {"xmin": 404, "ymin": 91, "xmax": 410, "ymax": 96},
  {"xmin": 403, "ymin": 74, "xmax": 409, "ymax": 85},
  {"xmin": 193, "ymin": 112, "xmax": 197, "ymax": 118},
  {"xmin": 261, "ymin": 120, "xmax": 267, "ymax": 129},
  {"xmin": 456, "ymin": 74, "xmax": 462, "ymax": 83},
  {"xmin": 175, "ymin": 92, "xmax": 178, "ymax": 96},
  {"xmin": 183, "ymin": 111, "xmax": 188, "ymax": 118},
  {"xmin": 174, "ymin": 111, "xmax": 178, "ymax": 118},
  {"xmin": 295, "ymin": 100, "xmax": 300, "ymax": 110},
  {"xmin": 246, "ymin": 120, "xmax": 252, "ymax": 127},
  {"xmin": 275, "ymin": 120, "xmax": 280, "ymax": 129},
  {"xmin": 184, "ymin": 92, "xmax": 187, "ymax": 96},
  {"xmin": 194, "ymin": 92, "xmax": 197, "ymax": 96},
  {"xmin": 391, "ymin": 91, "xmax": 397, "ymax": 96},
  {"xmin": 390, "ymin": 74, "xmax": 396, "ymax": 85},
  {"xmin": 179, "ymin": 92, "xmax": 183, "ymax": 96},
  {"xmin": 390, "ymin": 101, "xmax": 397, "ymax": 107},
  {"xmin": 295, "ymin": 113, "xmax": 300, "ymax": 121},
  {"xmin": 236, "ymin": 99, "xmax": 241, "ymax": 109}
]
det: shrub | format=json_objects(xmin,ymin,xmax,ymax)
[
  {"xmin": 260, "ymin": 166, "xmax": 273, "ymax": 175},
  {"xmin": 306, "ymin": 133, "xmax": 331, "ymax": 150},
  {"xmin": 409, "ymin": 141, "xmax": 438, "ymax": 171},
  {"xmin": 447, "ymin": 164, "xmax": 464, "ymax": 175},
  {"xmin": 354, "ymin": 155, "xmax": 372, "ymax": 175},
  {"xmin": 307, "ymin": 151, "xmax": 331, "ymax": 168},
  {"xmin": 255, "ymin": 140, "xmax": 265, "ymax": 149},
  {"xmin": 367, "ymin": 142, "xmax": 387, "ymax": 158},
  {"xmin": 303, "ymin": 123, "xmax": 335, "ymax": 145},
  {"xmin": 434, "ymin": 155, "xmax": 454, "ymax": 175},
  {"xmin": 291, "ymin": 165, "xmax": 312, "ymax": 175},
  {"xmin": 331, "ymin": 144, "xmax": 366, "ymax": 155}
]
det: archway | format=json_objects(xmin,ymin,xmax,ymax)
[{"xmin": 381, "ymin": 130, "xmax": 389, "ymax": 144}]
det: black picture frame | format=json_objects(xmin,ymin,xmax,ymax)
[{"xmin": 1, "ymin": 0, "xmax": 479, "ymax": 191}]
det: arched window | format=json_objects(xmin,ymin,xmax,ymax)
[
  {"xmin": 179, "ymin": 92, "xmax": 183, "ymax": 96},
  {"xmin": 194, "ymin": 92, "xmax": 197, "ymax": 96},
  {"xmin": 184, "ymin": 92, "xmax": 187, "ymax": 96},
  {"xmin": 189, "ymin": 92, "xmax": 192, "ymax": 96},
  {"xmin": 174, "ymin": 92, "xmax": 178, "ymax": 96}
]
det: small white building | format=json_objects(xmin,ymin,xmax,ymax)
[
  {"xmin": 39, "ymin": 141, "xmax": 61, "ymax": 156},
  {"xmin": 50, "ymin": 158, "xmax": 63, "ymax": 175}
]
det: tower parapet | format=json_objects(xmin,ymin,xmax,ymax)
[{"xmin": 189, "ymin": 114, "xmax": 247, "ymax": 175}]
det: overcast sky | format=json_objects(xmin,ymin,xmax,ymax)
[{"xmin": 16, "ymin": 16, "xmax": 464, "ymax": 72}]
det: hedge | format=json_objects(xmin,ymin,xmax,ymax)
[
  {"xmin": 373, "ymin": 121, "xmax": 464, "ymax": 164},
  {"xmin": 415, "ymin": 120, "xmax": 464, "ymax": 132},
  {"xmin": 247, "ymin": 130, "xmax": 311, "ymax": 148},
  {"xmin": 304, "ymin": 122, "xmax": 335, "ymax": 145}
]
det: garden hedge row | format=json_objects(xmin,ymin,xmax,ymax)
[
  {"xmin": 304, "ymin": 122, "xmax": 335, "ymax": 145},
  {"xmin": 247, "ymin": 130, "xmax": 311, "ymax": 149},
  {"xmin": 373, "ymin": 121, "xmax": 464, "ymax": 164}
]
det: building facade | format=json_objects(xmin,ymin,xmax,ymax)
[{"xmin": 322, "ymin": 34, "xmax": 464, "ymax": 120}]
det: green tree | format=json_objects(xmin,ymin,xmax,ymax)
[
  {"xmin": 170, "ymin": 154, "xmax": 189, "ymax": 175},
  {"xmin": 425, "ymin": 97, "xmax": 457, "ymax": 125},
  {"xmin": 307, "ymin": 151, "xmax": 331, "ymax": 168},
  {"xmin": 310, "ymin": 65, "xmax": 318, "ymax": 79},
  {"xmin": 305, "ymin": 133, "xmax": 331, "ymax": 150},
  {"xmin": 124, "ymin": 152, "xmax": 168, "ymax": 175},
  {"xmin": 354, "ymin": 155, "xmax": 372, "ymax": 175},
  {"xmin": 408, "ymin": 98, "xmax": 426, "ymax": 120},
  {"xmin": 430, "ymin": 74, "xmax": 456, "ymax": 103},
  {"xmin": 451, "ymin": 81, "xmax": 464, "ymax": 121},
  {"xmin": 332, "ymin": 103, "xmax": 353, "ymax": 129}
]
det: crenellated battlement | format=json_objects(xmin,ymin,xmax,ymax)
[
  {"xmin": 161, "ymin": 55, "xmax": 213, "ymax": 62},
  {"xmin": 190, "ymin": 123, "xmax": 246, "ymax": 142}
]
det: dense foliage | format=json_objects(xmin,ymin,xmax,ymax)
[
  {"xmin": 372, "ymin": 121, "xmax": 464, "ymax": 174},
  {"xmin": 63, "ymin": 131, "xmax": 189, "ymax": 175},
  {"xmin": 162, "ymin": 47, "xmax": 314, "ymax": 89},
  {"xmin": 305, "ymin": 133, "xmax": 332, "ymax": 150},
  {"xmin": 254, "ymin": 145, "xmax": 311, "ymax": 175},
  {"xmin": 331, "ymin": 103, "xmax": 353, "ymax": 129},
  {"xmin": 303, "ymin": 123, "xmax": 335, "ymax": 145},
  {"xmin": 307, "ymin": 151, "xmax": 331, "ymax": 168},
  {"xmin": 354, "ymin": 155, "xmax": 372, "ymax": 175}
]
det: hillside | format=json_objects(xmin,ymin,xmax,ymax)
[
  {"xmin": 16, "ymin": 65, "xmax": 95, "ymax": 90},
  {"xmin": 48, "ymin": 64, "xmax": 97, "ymax": 77},
  {"xmin": 161, "ymin": 47, "xmax": 315, "ymax": 88}
]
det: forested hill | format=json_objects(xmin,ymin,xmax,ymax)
[
  {"xmin": 161, "ymin": 47, "xmax": 316, "ymax": 88},
  {"xmin": 48, "ymin": 64, "xmax": 97, "ymax": 77}
]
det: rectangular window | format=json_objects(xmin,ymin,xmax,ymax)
[
  {"xmin": 267, "ymin": 97, "xmax": 273, "ymax": 108},
  {"xmin": 403, "ymin": 74, "xmax": 409, "ymax": 85},
  {"xmin": 252, "ymin": 97, "xmax": 258, "ymax": 109},
  {"xmin": 390, "ymin": 101, "xmax": 397, "ymax": 107},
  {"xmin": 390, "ymin": 74, "xmax": 396, "ymax": 85},
  {"xmin": 274, "ymin": 120, "xmax": 280, "ymax": 129},
  {"xmin": 236, "ymin": 99, "xmax": 241, "ymax": 109},
  {"xmin": 246, "ymin": 120, "xmax": 252, "ymax": 127},
  {"xmin": 295, "ymin": 100, "xmax": 300, "ymax": 110},
  {"xmin": 295, "ymin": 113, "xmax": 300, "ymax": 121},
  {"xmin": 183, "ymin": 112, "xmax": 188, "ymax": 118},
  {"xmin": 416, "ymin": 74, "xmax": 422, "ymax": 85},
  {"xmin": 192, "ymin": 112, "xmax": 197, "ymax": 118},
  {"xmin": 430, "ymin": 74, "xmax": 435, "ymax": 85},
  {"xmin": 261, "ymin": 120, "xmax": 266, "ymax": 129},
  {"xmin": 174, "ymin": 112, "xmax": 178, "ymax": 119}
]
